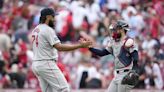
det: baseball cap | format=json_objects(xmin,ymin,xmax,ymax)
[{"xmin": 40, "ymin": 8, "xmax": 58, "ymax": 17}]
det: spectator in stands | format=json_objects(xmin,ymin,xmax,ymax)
[
  {"xmin": 148, "ymin": 8, "xmax": 160, "ymax": 39},
  {"xmin": 145, "ymin": 59, "xmax": 163, "ymax": 89},
  {"xmin": 75, "ymin": 49, "xmax": 92, "ymax": 89},
  {"xmin": 142, "ymin": 34, "xmax": 158, "ymax": 57},
  {"xmin": 8, "ymin": 64, "xmax": 26, "ymax": 88},
  {"xmin": 85, "ymin": 61, "xmax": 106, "ymax": 88},
  {"xmin": 135, "ymin": 54, "xmax": 147, "ymax": 89},
  {"xmin": 0, "ymin": 0, "xmax": 3, "ymax": 12},
  {"xmin": 154, "ymin": 44, "xmax": 164, "ymax": 60},
  {"xmin": 0, "ymin": 27, "xmax": 11, "ymax": 53},
  {"xmin": 0, "ymin": 59, "xmax": 6, "ymax": 82},
  {"xmin": 76, "ymin": 58, "xmax": 90, "ymax": 89},
  {"xmin": 144, "ymin": 60, "xmax": 155, "ymax": 89},
  {"xmin": 152, "ymin": 61, "xmax": 164, "ymax": 89},
  {"xmin": 15, "ymin": 39, "xmax": 28, "ymax": 67}
]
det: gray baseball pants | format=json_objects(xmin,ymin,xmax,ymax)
[{"xmin": 32, "ymin": 60, "xmax": 70, "ymax": 92}]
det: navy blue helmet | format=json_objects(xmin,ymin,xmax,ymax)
[{"xmin": 109, "ymin": 20, "xmax": 130, "ymax": 33}]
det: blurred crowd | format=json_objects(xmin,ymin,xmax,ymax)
[{"xmin": 0, "ymin": 0, "xmax": 164, "ymax": 90}]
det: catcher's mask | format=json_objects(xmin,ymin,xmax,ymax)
[{"xmin": 109, "ymin": 20, "xmax": 130, "ymax": 41}]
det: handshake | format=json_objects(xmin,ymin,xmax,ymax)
[{"xmin": 78, "ymin": 38, "xmax": 93, "ymax": 48}]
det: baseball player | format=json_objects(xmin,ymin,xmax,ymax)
[
  {"xmin": 89, "ymin": 20, "xmax": 139, "ymax": 92},
  {"xmin": 31, "ymin": 8, "xmax": 91, "ymax": 92}
]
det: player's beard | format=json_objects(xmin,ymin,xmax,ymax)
[
  {"xmin": 112, "ymin": 32, "xmax": 122, "ymax": 42},
  {"xmin": 48, "ymin": 20, "xmax": 54, "ymax": 28}
]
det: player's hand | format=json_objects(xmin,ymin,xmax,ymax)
[{"xmin": 79, "ymin": 38, "xmax": 92, "ymax": 48}]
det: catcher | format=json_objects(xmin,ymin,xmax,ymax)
[{"xmin": 88, "ymin": 20, "xmax": 139, "ymax": 92}]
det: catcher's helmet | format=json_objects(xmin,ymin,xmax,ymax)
[
  {"xmin": 109, "ymin": 20, "xmax": 130, "ymax": 41},
  {"xmin": 109, "ymin": 20, "xmax": 130, "ymax": 33}
]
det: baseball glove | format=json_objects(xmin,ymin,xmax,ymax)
[{"xmin": 121, "ymin": 70, "xmax": 139, "ymax": 86}]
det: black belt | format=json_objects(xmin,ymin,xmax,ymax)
[{"xmin": 116, "ymin": 69, "xmax": 129, "ymax": 74}]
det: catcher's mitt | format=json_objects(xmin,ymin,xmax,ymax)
[{"xmin": 121, "ymin": 70, "xmax": 139, "ymax": 86}]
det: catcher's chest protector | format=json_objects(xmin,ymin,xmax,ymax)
[{"xmin": 109, "ymin": 39, "xmax": 133, "ymax": 69}]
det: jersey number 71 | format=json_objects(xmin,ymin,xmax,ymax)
[
  {"xmin": 32, "ymin": 35, "xmax": 38, "ymax": 47},
  {"xmin": 32, "ymin": 28, "xmax": 40, "ymax": 47}
]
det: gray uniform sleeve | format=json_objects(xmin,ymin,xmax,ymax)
[
  {"xmin": 105, "ymin": 39, "xmax": 113, "ymax": 54},
  {"xmin": 46, "ymin": 29, "xmax": 60, "ymax": 46}
]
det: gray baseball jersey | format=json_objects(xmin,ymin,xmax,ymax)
[
  {"xmin": 105, "ymin": 38, "xmax": 138, "ymax": 70},
  {"xmin": 32, "ymin": 24, "xmax": 60, "ymax": 61}
]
